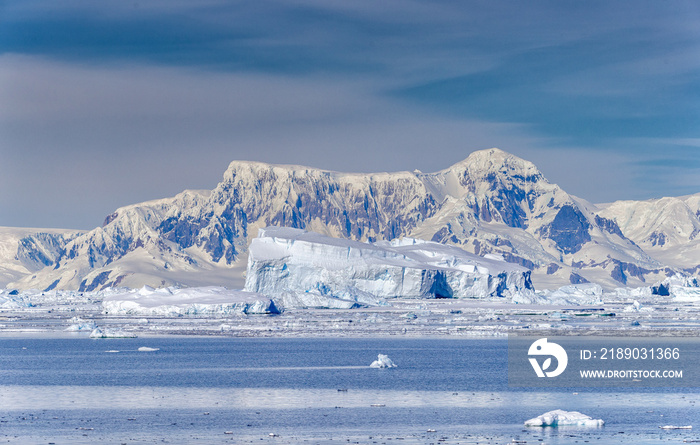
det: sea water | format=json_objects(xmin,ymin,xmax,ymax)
[{"xmin": 0, "ymin": 337, "xmax": 698, "ymax": 444}]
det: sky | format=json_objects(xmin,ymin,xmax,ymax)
[{"xmin": 1, "ymin": 1, "xmax": 699, "ymax": 229}]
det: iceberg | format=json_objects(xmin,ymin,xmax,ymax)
[
  {"xmin": 672, "ymin": 287, "xmax": 700, "ymax": 303},
  {"xmin": 370, "ymin": 354, "xmax": 397, "ymax": 368},
  {"xmin": 89, "ymin": 327, "xmax": 136, "ymax": 338},
  {"xmin": 651, "ymin": 274, "xmax": 700, "ymax": 301},
  {"xmin": 244, "ymin": 227, "xmax": 535, "ymax": 305},
  {"xmin": 273, "ymin": 291, "xmax": 365, "ymax": 310},
  {"xmin": 524, "ymin": 410, "xmax": 604, "ymax": 427},
  {"xmin": 524, "ymin": 284, "xmax": 603, "ymax": 305},
  {"xmin": 101, "ymin": 286, "xmax": 280, "ymax": 316},
  {"xmin": 65, "ymin": 317, "xmax": 98, "ymax": 331}
]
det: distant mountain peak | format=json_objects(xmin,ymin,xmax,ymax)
[{"xmin": 454, "ymin": 148, "xmax": 542, "ymax": 176}]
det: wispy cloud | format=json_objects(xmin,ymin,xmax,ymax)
[{"xmin": 1, "ymin": 1, "xmax": 699, "ymax": 227}]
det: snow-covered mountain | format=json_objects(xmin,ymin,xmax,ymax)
[
  {"xmin": 598, "ymin": 194, "xmax": 700, "ymax": 274},
  {"xmin": 0, "ymin": 227, "xmax": 80, "ymax": 288},
  {"xmin": 4, "ymin": 148, "xmax": 695, "ymax": 291}
]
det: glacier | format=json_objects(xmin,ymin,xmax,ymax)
[{"xmin": 243, "ymin": 227, "xmax": 535, "ymax": 303}]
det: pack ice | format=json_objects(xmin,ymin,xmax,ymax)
[
  {"xmin": 524, "ymin": 410, "xmax": 604, "ymax": 427},
  {"xmin": 244, "ymin": 227, "xmax": 534, "ymax": 305}
]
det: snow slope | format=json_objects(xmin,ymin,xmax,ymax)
[
  {"xmin": 598, "ymin": 193, "xmax": 700, "ymax": 273},
  {"xmin": 0, "ymin": 226, "xmax": 80, "ymax": 288}
]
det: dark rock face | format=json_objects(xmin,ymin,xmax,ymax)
[
  {"xmin": 502, "ymin": 252, "xmax": 536, "ymax": 270},
  {"xmin": 610, "ymin": 263, "xmax": 627, "ymax": 284},
  {"xmin": 44, "ymin": 279, "xmax": 60, "ymax": 292},
  {"xmin": 547, "ymin": 263, "xmax": 561, "ymax": 275},
  {"xmin": 542, "ymin": 205, "xmax": 592, "ymax": 254},
  {"xmin": 103, "ymin": 212, "xmax": 118, "ymax": 227},
  {"xmin": 594, "ymin": 215, "xmax": 625, "ymax": 238},
  {"xmin": 468, "ymin": 186, "xmax": 528, "ymax": 228},
  {"xmin": 16, "ymin": 233, "xmax": 72, "ymax": 271},
  {"xmin": 569, "ymin": 273, "xmax": 589, "ymax": 284},
  {"xmin": 647, "ymin": 231, "xmax": 666, "ymax": 247},
  {"xmin": 623, "ymin": 262, "xmax": 649, "ymax": 281},
  {"xmin": 78, "ymin": 271, "xmax": 111, "ymax": 292}
]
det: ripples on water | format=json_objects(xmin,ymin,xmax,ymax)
[{"xmin": 0, "ymin": 337, "xmax": 698, "ymax": 444}]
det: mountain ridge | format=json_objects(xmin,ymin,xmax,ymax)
[{"xmin": 3, "ymin": 148, "xmax": 696, "ymax": 291}]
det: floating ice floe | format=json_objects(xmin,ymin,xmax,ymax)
[
  {"xmin": 137, "ymin": 346, "xmax": 159, "ymax": 352},
  {"xmin": 102, "ymin": 285, "xmax": 280, "ymax": 316},
  {"xmin": 370, "ymin": 354, "xmax": 397, "ymax": 368},
  {"xmin": 623, "ymin": 300, "xmax": 654, "ymax": 312},
  {"xmin": 524, "ymin": 410, "xmax": 604, "ymax": 427},
  {"xmin": 659, "ymin": 425, "xmax": 692, "ymax": 429}
]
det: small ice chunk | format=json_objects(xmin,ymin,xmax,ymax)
[
  {"xmin": 89, "ymin": 327, "xmax": 136, "ymax": 338},
  {"xmin": 659, "ymin": 425, "xmax": 692, "ymax": 429},
  {"xmin": 370, "ymin": 354, "xmax": 397, "ymax": 368},
  {"xmin": 65, "ymin": 317, "xmax": 98, "ymax": 332},
  {"xmin": 524, "ymin": 410, "xmax": 604, "ymax": 427},
  {"xmin": 138, "ymin": 347, "xmax": 159, "ymax": 352}
]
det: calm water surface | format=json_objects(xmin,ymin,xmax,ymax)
[{"xmin": 0, "ymin": 337, "xmax": 698, "ymax": 444}]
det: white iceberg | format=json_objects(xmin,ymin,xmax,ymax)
[
  {"xmin": 137, "ymin": 346, "xmax": 159, "ymax": 352},
  {"xmin": 623, "ymin": 300, "xmax": 654, "ymax": 312},
  {"xmin": 370, "ymin": 354, "xmax": 397, "ymax": 368},
  {"xmin": 524, "ymin": 410, "xmax": 604, "ymax": 427},
  {"xmin": 525, "ymin": 284, "xmax": 603, "ymax": 305},
  {"xmin": 652, "ymin": 274, "xmax": 700, "ymax": 301},
  {"xmin": 65, "ymin": 317, "xmax": 98, "ymax": 331},
  {"xmin": 273, "ymin": 291, "xmax": 365, "ymax": 310},
  {"xmin": 244, "ymin": 227, "xmax": 535, "ymax": 305},
  {"xmin": 89, "ymin": 327, "xmax": 136, "ymax": 338},
  {"xmin": 672, "ymin": 287, "xmax": 700, "ymax": 302},
  {"xmin": 102, "ymin": 286, "xmax": 280, "ymax": 316}
]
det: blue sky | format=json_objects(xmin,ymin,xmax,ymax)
[{"xmin": 1, "ymin": 1, "xmax": 699, "ymax": 229}]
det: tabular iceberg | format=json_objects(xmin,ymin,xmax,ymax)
[
  {"xmin": 244, "ymin": 227, "xmax": 534, "ymax": 306},
  {"xmin": 524, "ymin": 410, "xmax": 604, "ymax": 427},
  {"xmin": 102, "ymin": 285, "xmax": 279, "ymax": 316}
]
